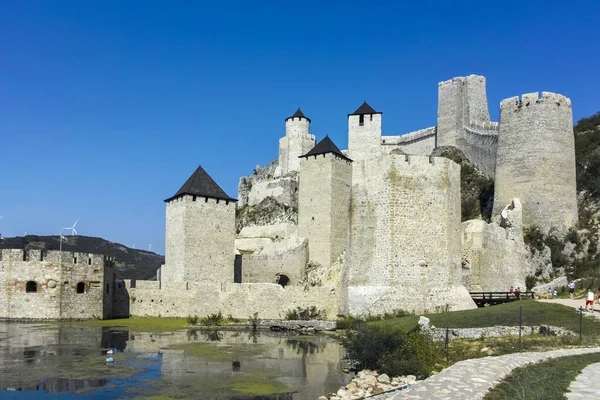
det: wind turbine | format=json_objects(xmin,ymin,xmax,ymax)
[{"xmin": 63, "ymin": 219, "xmax": 79, "ymax": 236}]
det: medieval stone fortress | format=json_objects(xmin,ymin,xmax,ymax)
[{"xmin": 0, "ymin": 74, "xmax": 578, "ymax": 320}]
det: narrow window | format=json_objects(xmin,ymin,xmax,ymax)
[
  {"xmin": 76, "ymin": 282, "xmax": 85, "ymax": 294},
  {"xmin": 73, "ymin": 257, "xmax": 77, "ymax": 264},
  {"xmin": 26, "ymin": 281, "xmax": 37, "ymax": 293},
  {"xmin": 88, "ymin": 258, "xmax": 91, "ymax": 265},
  {"xmin": 370, "ymin": 114, "xmax": 373, "ymax": 121},
  {"xmin": 193, "ymin": 195, "xmax": 196, "ymax": 201},
  {"xmin": 359, "ymin": 114, "xmax": 364, "ymax": 126}
]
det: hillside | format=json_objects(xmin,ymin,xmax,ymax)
[{"xmin": 0, "ymin": 235, "xmax": 163, "ymax": 280}]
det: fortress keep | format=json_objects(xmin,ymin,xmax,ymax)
[{"xmin": 2, "ymin": 74, "xmax": 579, "ymax": 320}]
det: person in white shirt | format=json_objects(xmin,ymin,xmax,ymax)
[
  {"xmin": 569, "ymin": 282, "xmax": 576, "ymax": 299},
  {"xmin": 585, "ymin": 290, "xmax": 595, "ymax": 312}
]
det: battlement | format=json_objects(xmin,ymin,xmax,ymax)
[
  {"xmin": 467, "ymin": 121, "xmax": 499, "ymax": 132},
  {"xmin": 166, "ymin": 194, "xmax": 236, "ymax": 206},
  {"xmin": 386, "ymin": 153, "xmax": 458, "ymax": 169},
  {"xmin": 500, "ymin": 92, "xmax": 572, "ymax": 110},
  {"xmin": 438, "ymin": 74, "xmax": 485, "ymax": 87},
  {"xmin": 0, "ymin": 249, "xmax": 108, "ymax": 266}
]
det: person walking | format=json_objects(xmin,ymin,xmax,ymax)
[
  {"xmin": 585, "ymin": 290, "xmax": 595, "ymax": 312},
  {"xmin": 515, "ymin": 287, "xmax": 521, "ymax": 300},
  {"xmin": 569, "ymin": 282, "xmax": 576, "ymax": 299}
]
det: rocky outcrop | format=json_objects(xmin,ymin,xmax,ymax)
[{"xmin": 235, "ymin": 196, "xmax": 297, "ymax": 234}]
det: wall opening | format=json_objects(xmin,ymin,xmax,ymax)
[
  {"xmin": 106, "ymin": 283, "xmax": 110, "ymax": 294},
  {"xmin": 276, "ymin": 274, "xmax": 290, "ymax": 288},
  {"xmin": 76, "ymin": 282, "xmax": 85, "ymax": 294},
  {"xmin": 26, "ymin": 281, "xmax": 37, "ymax": 293},
  {"xmin": 234, "ymin": 254, "xmax": 242, "ymax": 283},
  {"xmin": 359, "ymin": 114, "xmax": 364, "ymax": 126},
  {"xmin": 88, "ymin": 258, "xmax": 92, "ymax": 265}
]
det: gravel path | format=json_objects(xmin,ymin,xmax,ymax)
[{"xmin": 381, "ymin": 347, "xmax": 600, "ymax": 400}]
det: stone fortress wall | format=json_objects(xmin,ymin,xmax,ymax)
[{"xmin": 0, "ymin": 249, "xmax": 120, "ymax": 320}]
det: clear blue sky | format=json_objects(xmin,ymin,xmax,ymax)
[{"xmin": 1, "ymin": 1, "xmax": 598, "ymax": 254}]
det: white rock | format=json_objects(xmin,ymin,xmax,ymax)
[
  {"xmin": 318, "ymin": 397, "xmax": 328, "ymax": 400},
  {"xmin": 418, "ymin": 316, "xmax": 430, "ymax": 330},
  {"xmin": 336, "ymin": 388, "xmax": 347, "ymax": 397},
  {"xmin": 406, "ymin": 375, "xmax": 417, "ymax": 384},
  {"xmin": 377, "ymin": 373, "xmax": 390, "ymax": 383}
]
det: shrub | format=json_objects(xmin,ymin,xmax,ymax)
[
  {"xmin": 525, "ymin": 275, "xmax": 537, "ymax": 292},
  {"xmin": 187, "ymin": 315, "xmax": 199, "ymax": 325},
  {"xmin": 227, "ymin": 314, "xmax": 241, "ymax": 323},
  {"xmin": 342, "ymin": 325, "xmax": 442, "ymax": 379},
  {"xmin": 524, "ymin": 226, "xmax": 545, "ymax": 253},
  {"xmin": 200, "ymin": 311, "xmax": 223, "ymax": 326},
  {"xmin": 284, "ymin": 306, "xmax": 325, "ymax": 320}
]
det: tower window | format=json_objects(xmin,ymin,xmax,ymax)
[
  {"xmin": 359, "ymin": 114, "xmax": 364, "ymax": 126},
  {"xmin": 370, "ymin": 114, "xmax": 373, "ymax": 121},
  {"xmin": 76, "ymin": 282, "xmax": 85, "ymax": 294},
  {"xmin": 26, "ymin": 281, "xmax": 37, "ymax": 293}
]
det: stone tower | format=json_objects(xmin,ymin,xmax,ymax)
[
  {"xmin": 437, "ymin": 75, "xmax": 492, "ymax": 147},
  {"xmin": 493, "ymin": 92, "xmax": 578, "ymax": 234},
  {"xmin": 279, "ymin": 108, "xmax": 316, "ymax": 176},
  {"xmin": 341, "ymin": 155, "xmax": 476, "ymax": 316},
  {"xmin": 348, "ymin": 101, "xmax": 382, "ymax": 162},
  {"xmin": 162, "ymin": 165, "xmax": 237, "ymax": 284},
  {"xmin": 298, "ymin": 136, "xmax": 352, "ymax": 267}
]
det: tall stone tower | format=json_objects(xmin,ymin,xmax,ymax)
[
  {"xmin": 493, "ymin": 92, "xmax": 578, "ymax": 234},
  {"xmin": 437, "ymin": 75, "xmax": 491, "ymax": 147},
  {"xmin": 163, "ymin": 165, "xmax": 237, "ymax": 284},
  {"xmin": 298, "ymin": 136, "xmax": 352, "ymax": 267},
  {"xmin": 279, "ymin": 108, "xmax": 316, "ymax": 176},
  {"xmin": 348, "ymin": 102, "xmax": 382, "ymax": 162}
]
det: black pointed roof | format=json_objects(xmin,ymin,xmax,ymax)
[
  {"xmin": 299, "ymin": 135, "xmax": 352, "ymax": 162},
  {"xmin": 350, "ymin": 101, "xmax": 381, "ymax": 116},
  {"xmin": 285, "ymin": 107, "xmax": 311, "ymax": 123},
  {"xmin": 164, "ymin": 165, "xmax": 237, "ymax": 203}
]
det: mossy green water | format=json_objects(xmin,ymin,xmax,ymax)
[
  {"xmin": 168, "ymin": 341, "xmax": 267, "ymax": 361},
  {"xmin": 71, "ymin": 317, "xmax": 188, "ymax": 332}
]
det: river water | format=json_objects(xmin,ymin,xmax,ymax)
[{"xmin": 0, "ymin": 322, "xmax": 352, "ymax": 399}]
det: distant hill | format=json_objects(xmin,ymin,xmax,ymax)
[{"xmin": 0, "ymin": 235, "xmax": 163, "ymax": 280}]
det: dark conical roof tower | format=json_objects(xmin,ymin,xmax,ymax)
[
  {"xmin": 164, "ymin": 165, "xmax": 237, "ymax": 202},
  {"xmin": 300, "ymin": 135, "xmax": 352, "ymax": 162},
  {"xmin": 285, "ymin": 107, "xmax": 311, "ymax": 122},
  {"xmin": 350, "ymin": 101, "xmax": 381, "ymax": 115}
]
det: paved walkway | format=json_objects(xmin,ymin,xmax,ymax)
[
  {"xmin": 566, "ymin": 362, "xmax": 600, "ymax": 399},
  {"xmin": 538, "ymin": 298, "xmax": 600, "ymax": 319},
  {"xmin": 382, "ymin": 347, "xmax": 600, "ymax": 400}
]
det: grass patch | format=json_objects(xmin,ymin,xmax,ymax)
[
  {"xmin": 484, "ymin": 352, "xmax": 600, "ymax": 399},
  {"xmin": 70, "ymin": 317, "xmax": 188, "ymax": 332},
  {"xmin": 231, "ymin": 377, "xmax": 290, "ymax": 395},
  {"xmin": 168, "ymin": 341, "xmax": 267, "ymax": 361},
  {"xmin": 373, "ymin": 300, "xmax": 600, "ymax": 335}
]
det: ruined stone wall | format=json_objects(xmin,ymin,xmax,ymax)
[
  {"xmin": 126, "ymin": 280, "xmax": 339, "ymax": 319},
  {"xmin": 462, "ymin": 199, "xmax": 529, "ymax": 292},
  {"xmin": 348, "ymin": 113, "xmax": 382, "ymax": 162},
  {"xmin": 248, "ymin": 176, "xmax": 298, "ymax": 207},
  {"xmin": 381, "ymin": 127, "xmax": 437, "ymax": 156},
  {"xmin": 341, "ymin": 155, "xmax": 476, "ymax": 316},
  {"xmin": 240, "ymin": 238, "xmax": 308, "ymax": 284},
  {"xmin": 298, "ymin": 153, "xmax": 352, "ymax": 267},
  {"xmin": 163, "ymin": 195, "xmax": 236, "ymax": 285},
  {"xmin": 493, "ymin": 92, "xmax": 578, "ymax": 234},
  {"xmin": 0, "ymin": 249, "xmax": 110, "ymax": 320}
]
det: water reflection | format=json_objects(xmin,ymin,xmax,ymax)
[{"xmin": 0, "ymin": 322, "xmax": 351, "ymax": 399}]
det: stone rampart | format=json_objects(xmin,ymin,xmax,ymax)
[
  {"xmin": 493, "ymin": 92, "xmax": 578, "ymax": 234},
  {"xmin": 125, "ymin": 280, "xmax": 339, "ymax": 319},
  {"xmin": 381, "ymin": 127, "xmax": 436, "ymax": 156},
  {"xmin": 459, "ymin": 126, "xmax": 498, "ymax": 176},
  {"xmin": 240, "ymin": 237, "xmax": 308, "ymax": 284},
  {"xmin": 341, "ymin": 155, "xmax": 476, "ymax": 316}
]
